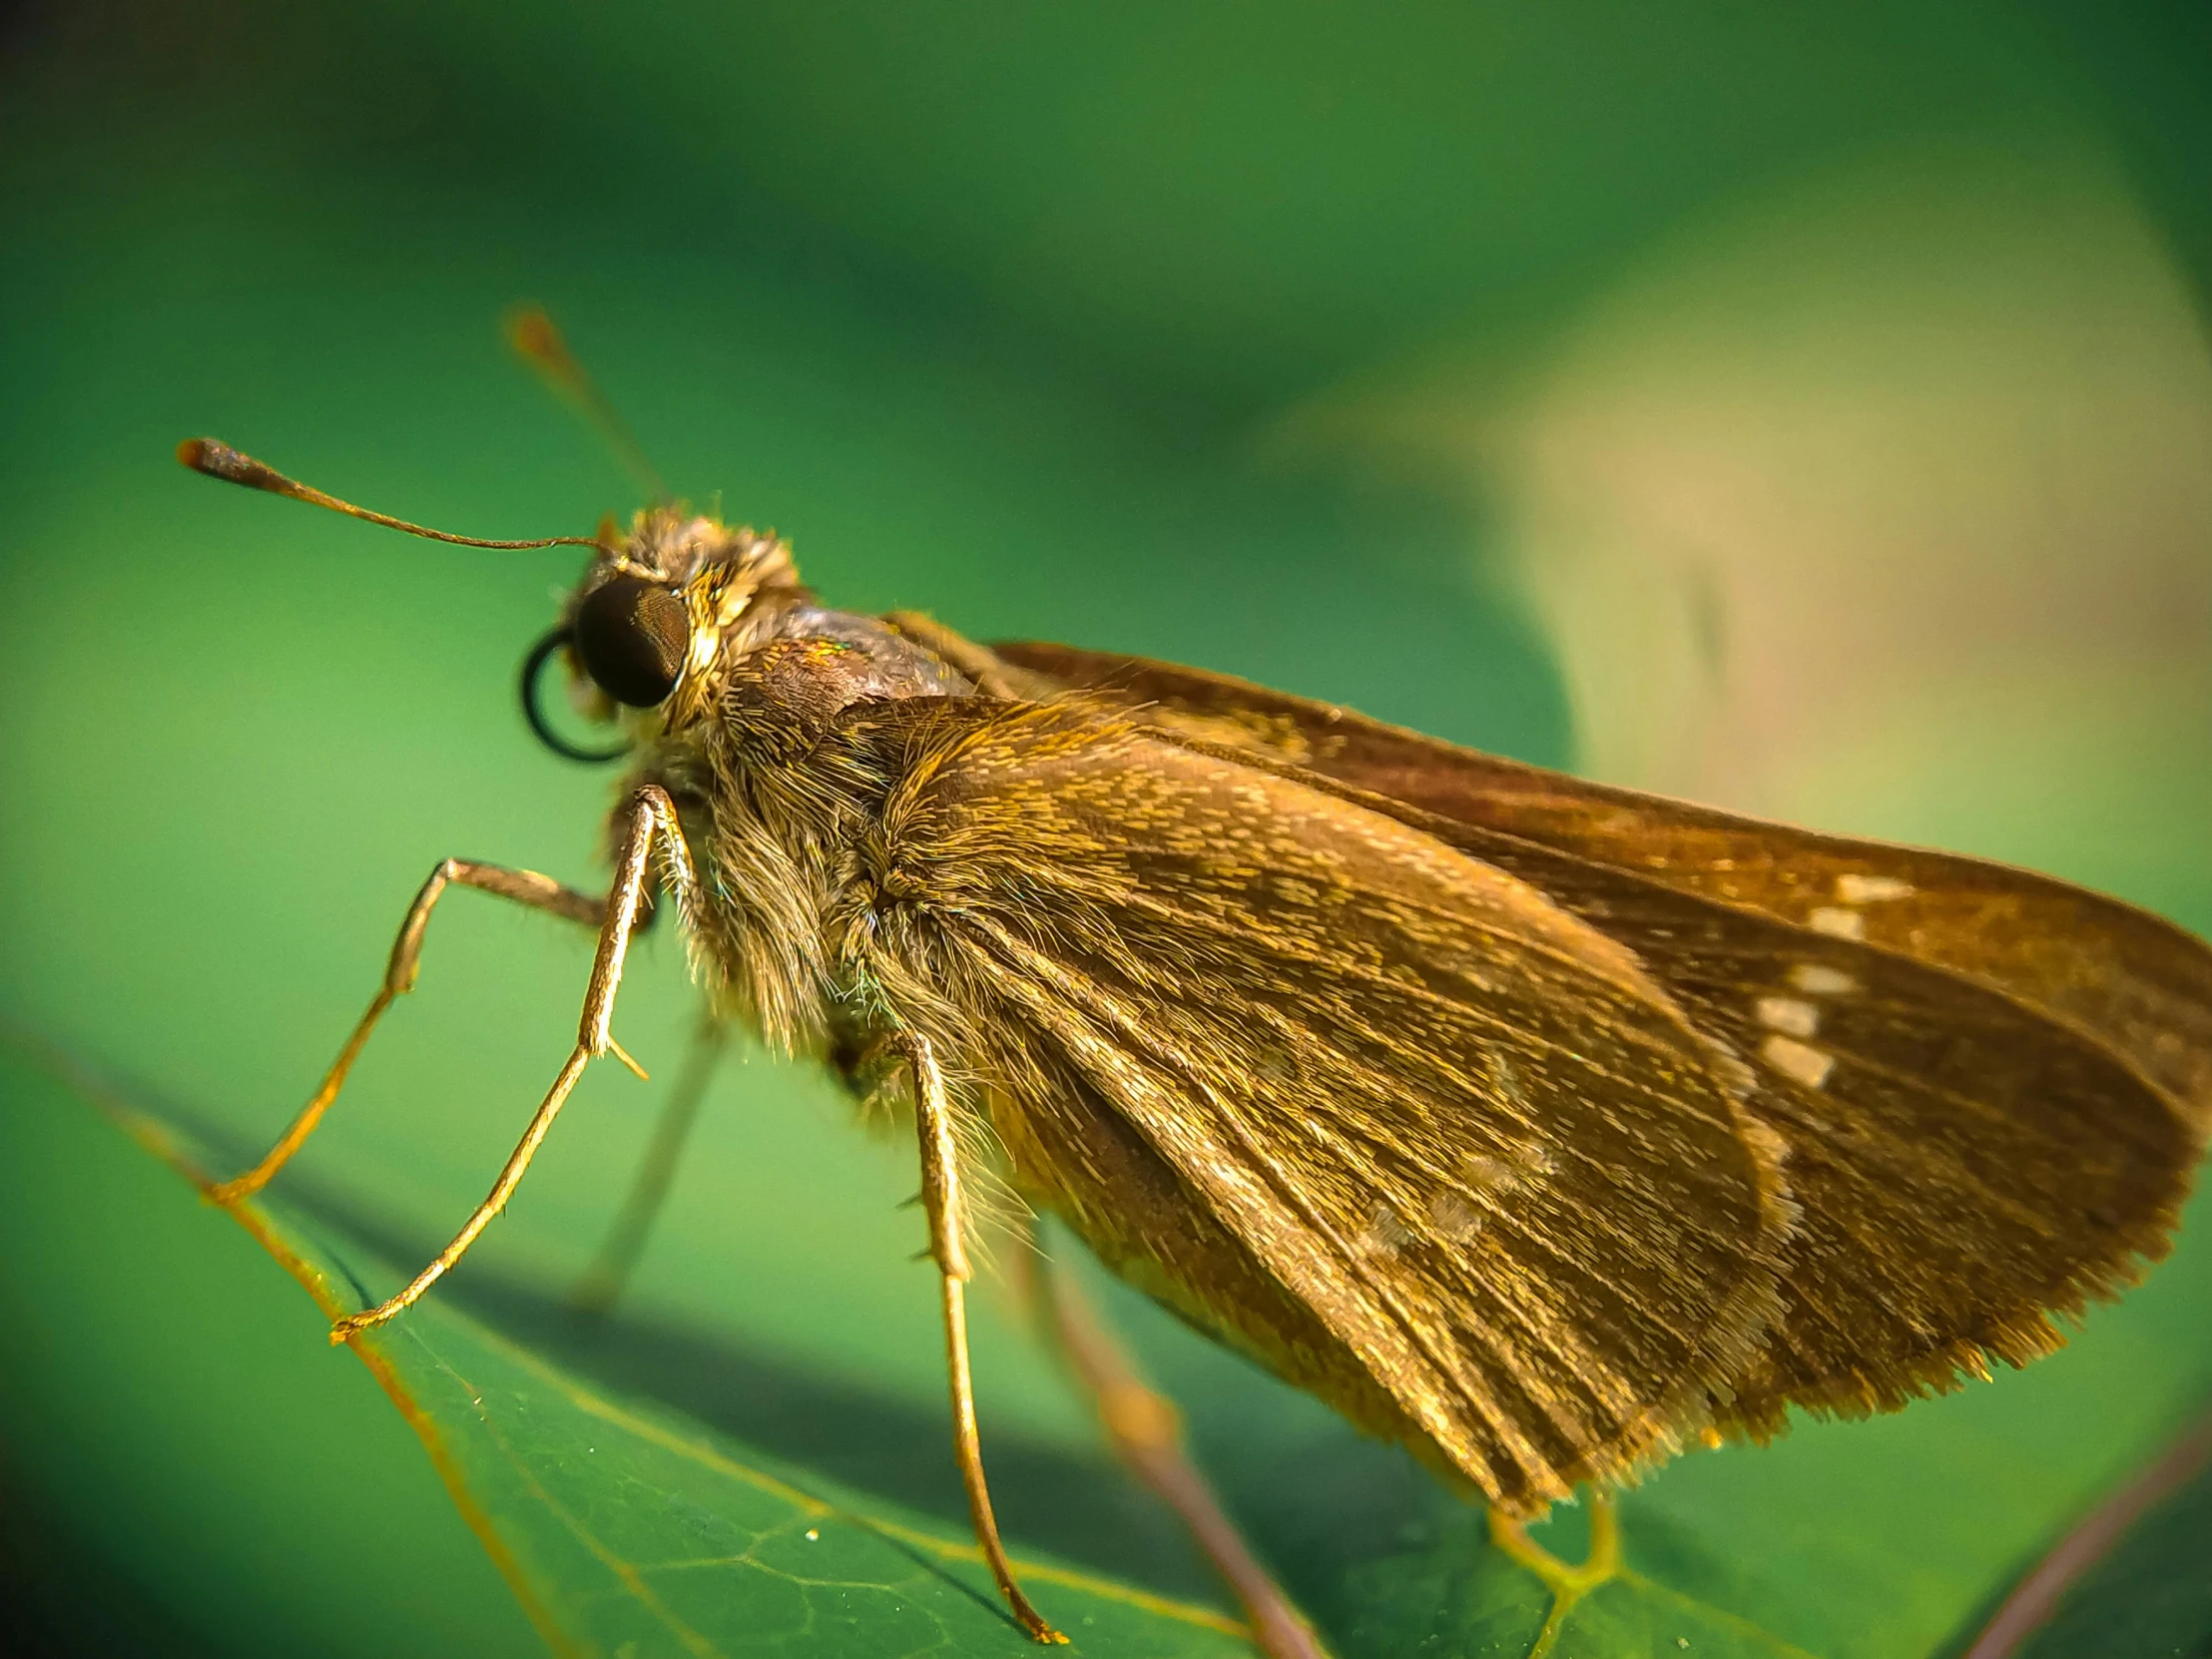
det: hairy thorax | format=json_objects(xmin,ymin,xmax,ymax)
[{"xmin": 625, "ymin": 602, "xmax": 974, "ymax": 1058}]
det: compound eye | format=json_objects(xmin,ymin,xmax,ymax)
[{"xmin": 573, "ymin": 577, "xmax": 690, "ymax": 707}]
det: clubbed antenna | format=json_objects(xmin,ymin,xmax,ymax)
[
  {"xmin": 176, "ymin": 438, "xmax": 607, "ymax": 550},
  {"xmin": 505, "ymin": 304, "xmax": 668, "ymax": 502}
]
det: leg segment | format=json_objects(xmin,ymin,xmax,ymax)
[
  {"xmin": 570, "ymin": 1016, "xmax": 730, "ymax": 1318},
  {"xmin": 211, "ymin": 861, "xmax": 603, "ymax": 1206},
  {"xmin": 327, "ymin": 787, "xmax": 699, "ymax": 1343},
  {"xmin": 1020, "ymin": 1227, "xmax": 1332, "ymax": 1659},
  {"xmin": 904, "ymin": 1033, "xmax": 1067, "ymax": 1646}
]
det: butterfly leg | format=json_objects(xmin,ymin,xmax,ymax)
[
  {"xmin": 1019, "ymin": 1223, "xmax": 1333, "ymax": 1659},
  {"xmin": 903, "ymin": 1031, "xmax": 1069, "ymax": 1646},
  {"xmin": 569, "ymin": 1015, "xmax": 730, "ymax": 1317},
  {"xmin": 326, "ymin": 786, "xmax": 697, "ymax": 1344},
  {"xmin": 209, "ymin": 862, "xmax": 605, "ymax": 1207}
]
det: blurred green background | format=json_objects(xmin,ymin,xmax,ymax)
[{"xmin": 3, "ymin": 3, "xmax": 2210, "ymax": 1655}]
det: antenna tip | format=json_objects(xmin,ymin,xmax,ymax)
[
  {"xmin": 504, "ymin": 304, "xmax": 561, "ymax": 363},
  {"xmin": 178, "ymin": 437, "xmax": 287, "ymax": 493}
]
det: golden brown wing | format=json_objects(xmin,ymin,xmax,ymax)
[
  {"xmin": 836, "ymin": 697, "xmax": 1791, "ymax": 1516},
  {"xmin": 987, "ymin": 642, "xmax": 2212, "ymax": 1125},
  {"xmin": 983, "ymin": 641, "xmax": 2210, "ymax": 1430}
]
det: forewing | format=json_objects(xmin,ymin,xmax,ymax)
[
  {"xmin": 985, "ymin": 642, "xmax": 2209, "ymax": 1426},
  {"xmin": 842, "ymin": 699, "xmax": 1789, "ymax": 1514},
  {"xmin": 988, "ymin": 642, "xmax": 2212, "ymax": 1124}
]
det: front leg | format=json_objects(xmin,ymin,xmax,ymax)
[
  {"xmin": 211, "ymin": 860, "xmax": 605, "ymax": 1206},
  {"xmin": 903, "ymin": 1032, "xmax": 1068, "ymax": 1646},
  {"xmin": 329, "ymin": 786, "xmax": 700, "ymax": 1343}
]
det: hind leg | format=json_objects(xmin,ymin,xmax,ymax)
[{"xmin": 1017, "ymin": 1221, "xmax": 1331, "ymax": 1659}]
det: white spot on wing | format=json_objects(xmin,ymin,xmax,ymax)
[
  {"xmin": 1355, "ymin": 1202, "xmax": 1414, "ymax": 1259},
  {"xmin": 1756, "ymin": 995, "xmax": 1821, "ymax": 1037},
  {"xmin": 1789, "ymin": 963, "xmax": 1860, "ymax": 996},
  {"xmin": 1430, "ymin": 1193, "xmax": 1485, "ymax": 1241},
  {"xmin": 1709, "ymin": 1049, "xmax": 1758, "ymax": 1099},
  {"xmin": 1809, "ymin": 905, "xmax": 1865, "ymax": 939},
  {"xmin": 1836, "ymin": 872, "xmax": 1915, "ymax": 904},
  {"xmin": 1761, "ymin": 1033, "xmax": 1836, "ymax": 1089},
  {"xmin": 1487, "ymin": 1049, "xmax": 1529, "ymax": 1108}
]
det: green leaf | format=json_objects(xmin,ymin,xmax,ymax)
[
  {"xmin": 10, "ymin": 1035, "xmax": 1257, "ymax": 1659},
  {"xmin": 15, "ymin": 1023, "xmax": 2212, "ymax": 1659}
]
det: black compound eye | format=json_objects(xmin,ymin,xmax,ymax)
[{"xmin": 573, "ymin": 577, "xmax": 690, "ymax": 707}]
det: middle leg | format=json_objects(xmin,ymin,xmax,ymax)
[{"xmin": 1019, "ymin": 1225, "xmax": 1331, "ymax": 1659}]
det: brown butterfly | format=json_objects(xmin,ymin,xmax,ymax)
[{"xmin": 177, "ymin": 326, "xmax": 2210, "ymax": 1652}]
